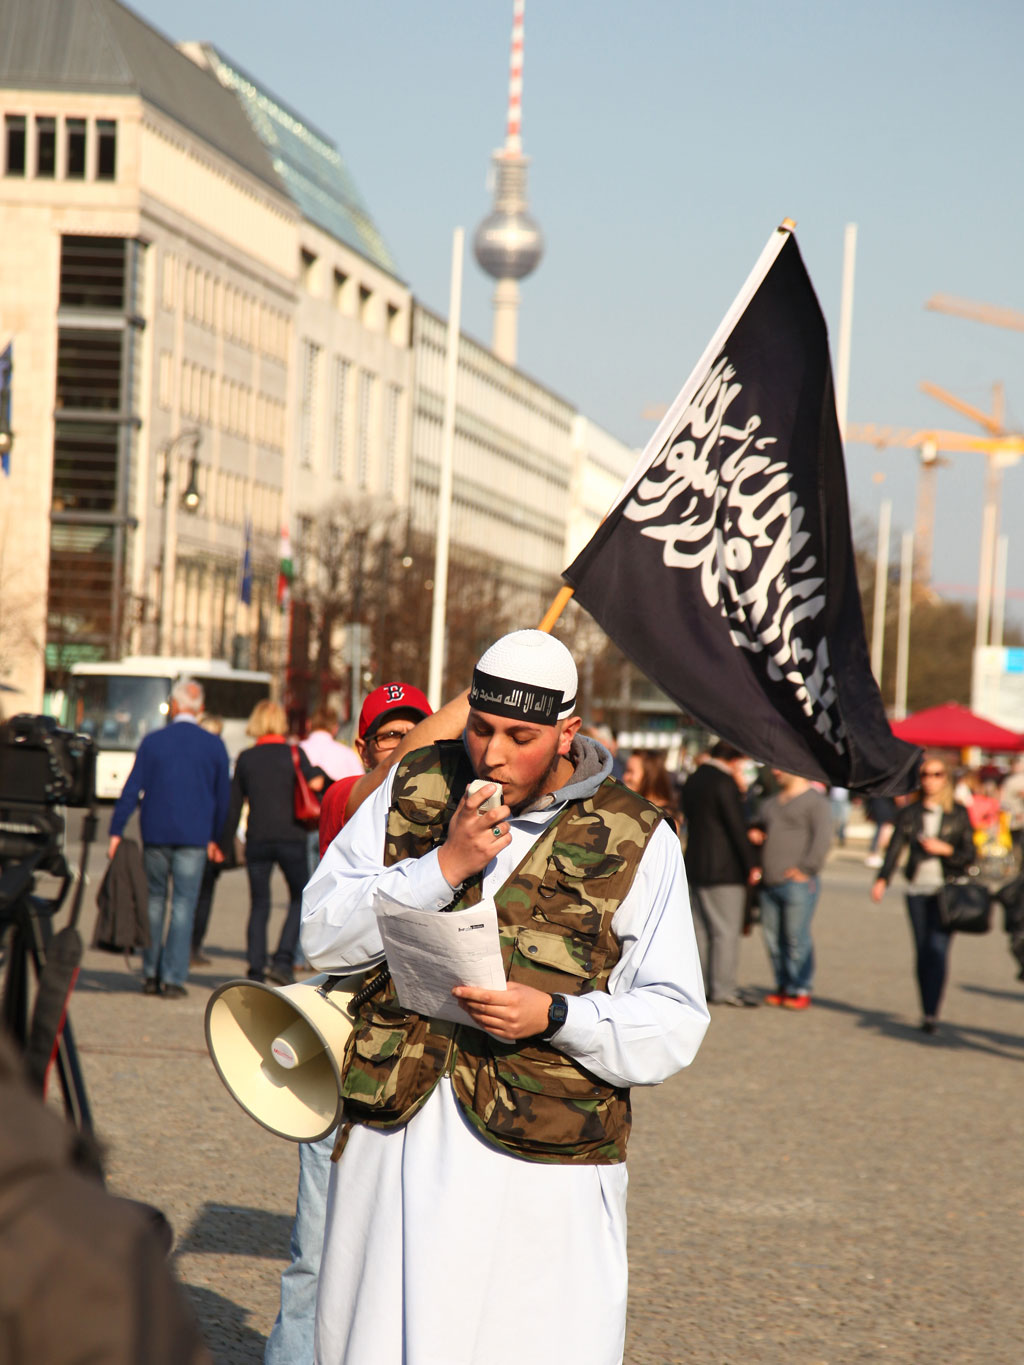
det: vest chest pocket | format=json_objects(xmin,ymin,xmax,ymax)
[
  {"xmin": 535, "ymin": 849, "xmax": 625, "ymax": 937},
  {"xmin": 509, "ymin": 925, "xmax": 609, "ymax": 994}
]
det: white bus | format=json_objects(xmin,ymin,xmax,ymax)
[{"xmin": 62, "ymin": 656, "xmax": 273, "ymax": 799}]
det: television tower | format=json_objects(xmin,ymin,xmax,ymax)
[{"xmin": 473, "ymin": 0, "xmax": 544, "ymax": 367}]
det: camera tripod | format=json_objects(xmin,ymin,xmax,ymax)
[{"xmin": 0, "ymin": 808, "xmax": 98, "ymax": 1137}]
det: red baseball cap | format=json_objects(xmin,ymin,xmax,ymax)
[{"xmin": 359, "ymin": 682, "xmax": 432, "ymax": 740}]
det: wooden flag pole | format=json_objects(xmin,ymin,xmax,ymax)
[{"xmin": 537, "ymin": 583, "xmax": 575, "ymax": 633}]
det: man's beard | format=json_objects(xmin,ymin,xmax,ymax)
[{"xmin": 508, "ymin": 747, "xmax": 568, "ymax": 815}]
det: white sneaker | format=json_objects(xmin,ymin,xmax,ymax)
[{"xmin": 865, "ymin": 854, "xmax": 883, "ymax": 869}]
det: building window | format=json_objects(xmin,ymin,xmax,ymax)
[
  {"xmin": 36, "ymin": 116, "xmax": 56, "ymax": 178},
  {"xmin": 356, "ymin": 370, "xmax": 375, "ymax": 489},
  {"xmin": 161, "ymin": 254, "xmax": 175, "ymax": 310},
  {"xmin": 56, "ymin": 331, "xmax": 123, "ymax": 411},
  {"xmin": 358, "ymin": 285, "xmax": 373, "ymax": 326},
  {"xmin": 301, "ymin": 248, "xmax": 318, "ymax": 294},
  {"xmin": 52, "ymin": 421, "xmax": 120, "ymax": 512},
  {"xmin": 384, "ymin": 383, "xmax": 400, "ymax": 494},
  {"xmin": 60, "ymin": 236, "xmax": 127, "ymax": 310},
  {"xmin": 300, "ymin": 340, "xmax": 320, "ymax": 469},
  {"xmin": 96, "ymin": 119, "xmax": 117, "ymax": 180},
  {"xmin": 4, "ymin": 115, "xmax": 26, "ymax": 176},
  {"xmin": 387, "ymin": 302, "xmax": 402, "ymax": 344},
  {"xmin": 158, "ymin": 351, "xmax": 172, "ymax": 408},
  {"xmin": 66, "ymin": 118, "xmax": 86, "ymax": 179},
  {"xmin": 333, "ymin": 268, "xmax": 349, "ymax": 311},
  {"xmin": 332, "ymin": 359, "xmax": 350, "ymax": 479}
]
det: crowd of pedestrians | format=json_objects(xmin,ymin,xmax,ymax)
[{"xmin": 105, "ymin": 686, "xmax": 1024, "ymax": 1030}]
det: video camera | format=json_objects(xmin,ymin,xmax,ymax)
[{"xmin": 0, "ymin": 714, "xmax": 96, "ymax": 875}]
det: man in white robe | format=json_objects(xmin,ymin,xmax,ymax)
[{"xmin": 302, "ymin": 631, "xmax": 709, "ymax": 1365}]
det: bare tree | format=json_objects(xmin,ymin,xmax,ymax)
[
  {"xmin": 0, "ymin": 557, "xmax": 44, "ymax": 692},
  {"xmin": 288, "ymin": 500, "xmax": 571, "ymax": 718}
]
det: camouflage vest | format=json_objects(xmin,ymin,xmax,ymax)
[{"xmin": 338, "ymin": 740, "xmax": 664, "ymax": 1164}]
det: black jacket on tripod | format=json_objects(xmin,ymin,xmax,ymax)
[{"xmin": 93, "ymin": 837, "xmax": 150, "ymax": 952}]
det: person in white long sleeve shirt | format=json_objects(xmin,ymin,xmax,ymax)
[{"xmin": 301, "ymin": 631, "xmax": 709, "ymax": 1365}]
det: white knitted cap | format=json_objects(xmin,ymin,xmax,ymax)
[{"xmin": 470, "ymin": 630, "xmax": 578, "ymax": 725}]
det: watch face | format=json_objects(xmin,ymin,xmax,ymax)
[{"xmin": 550, "ymin": 995, "xmax": 568, "ymax": 1025}]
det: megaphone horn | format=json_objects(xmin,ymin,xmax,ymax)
[{"xmin": 204, "ymin": 972, "xmax": 369, "ymax": 1142}]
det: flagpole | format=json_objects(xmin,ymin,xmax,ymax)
[
  {"xmin": 894, "ymin": 529, "xmax": 914, "ymax": 720},
  {"xmin": 537, "ymin": 584, "xmax": 574, "ymax": 633},
  {"xmin": 870, "ymin": 497, "xmax": 891, "ymax": 683},
  {"xmin": 427, "ymin": 227, "xmax": 465, "ymax": 710},
  {"xmin": 834, "ymin": 223, "xmax": 857, "ymax": 441}
]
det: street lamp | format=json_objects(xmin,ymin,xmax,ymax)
[
  {"xmin": 180, "ymin": 455, "xmax": 202, "ymax": 513},
  {"xmin": 158, "ymin": 429, "xmax": 202, "ymax": 653}
]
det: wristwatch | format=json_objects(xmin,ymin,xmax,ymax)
[{"xmin": 539, "ymin": 993, "xmax": 569, "ymax": 1039}]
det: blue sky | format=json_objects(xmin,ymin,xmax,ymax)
[{"xmin": 133, "ymin": 0, "xmax": 1024, "ymax": 625}]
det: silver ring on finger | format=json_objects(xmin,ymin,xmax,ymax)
[{"xmin": 491, "ymin": 825, "xmax": 504, "ymax": 839}]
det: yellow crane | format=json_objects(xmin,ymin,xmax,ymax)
[
  {"xmin": 926, "ymin": 294, "xmax": 1024, "ymax": 334},
  {"xmin": 847, "ymin": 380, "xmax": 1022, "ymax": 645}
]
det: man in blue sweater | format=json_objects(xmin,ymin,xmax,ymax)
[{"xmin": 108, "ymin": 679, "xmax": 230, "ymax": 997}]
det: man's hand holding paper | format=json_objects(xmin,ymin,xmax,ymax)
[{"xmin": 373, "ymin": 889, "xmax": 507, "ymax": 1027}]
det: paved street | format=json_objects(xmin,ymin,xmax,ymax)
[{"xmin": 45, "ymin": 815, "xmax": 1024, "ymax": 1363}]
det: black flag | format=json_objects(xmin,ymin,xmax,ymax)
[{"xmin": 564, "ymin": 225, "xmax": 920, "ymax": 795}]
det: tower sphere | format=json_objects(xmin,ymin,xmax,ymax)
[{"xmin": 473, "ymin": 208, "xmax": 544, "ymax": 281}]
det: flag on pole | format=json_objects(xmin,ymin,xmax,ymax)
[
  {"xmin": 0, "ymin": 342, "xmax": 12, "ymax": 477},
  {"xmin": 276, "ymin": 526, "xmax": 293, "ymax": 612},
  {"xmin": 563, "ymin": 224, "xmax": 920, "ymax": 795},
  {"xmin": 240, "ymin": 517, "xmax": 253, "ymax": 606}
]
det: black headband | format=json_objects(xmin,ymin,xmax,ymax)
[{"xmin": 469, "ymin": 668, "xmax": 574, "ymax": 725}]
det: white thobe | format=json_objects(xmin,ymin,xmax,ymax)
[{"xmin": 301, "ymin": 766, "xmax": 709, "ymax": 1365}]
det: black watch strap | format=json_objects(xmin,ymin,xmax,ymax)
[{"xmin": 539, "ymin": 993, "xmax": 568, "ymax": 1039}]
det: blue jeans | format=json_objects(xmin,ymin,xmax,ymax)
[
  {"xmin": 759, "ymin": 877, "xmax": 820, "ymax": 995},
  {"xmin": 264, "ymin": 1130, "xmax": 335, "ymax": 1365},
  {"xmin": 245, "ymin": 838, "xmax": 309, "ymax": 978},
  {"xmin": 141, "ymin": 844, "xmax": 207, "ymax": 987},
  {"xmin": 905, "ymin": 893, "xmax": 951, "ymax": 1019}
]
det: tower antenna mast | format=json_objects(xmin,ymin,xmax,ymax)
[{"xmin": 473, "ymin": 0, "xmax": 544, "ymax": 367}]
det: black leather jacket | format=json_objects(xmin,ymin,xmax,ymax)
[{"xmin": 878, "ymin": 799, "xmax": 975, "ymax": 887}]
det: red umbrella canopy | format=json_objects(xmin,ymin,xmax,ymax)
[{"xmin": 891, "ymin": 703, "xmax": 1024, "ymax": 751}]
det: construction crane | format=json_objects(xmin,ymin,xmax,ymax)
[
  {"xmin": 924, "ymin": 294, "xmax": 1024, "ymax": 645},
  {"xmin": 926, "ymin": 294, "xmax": 1024, "ymax": 334},
  {"xmin": 848, "ymin": 381, "xmax": 1023, "ymax": 646}
]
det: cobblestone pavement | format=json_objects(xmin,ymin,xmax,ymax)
[{"xmin": 52, "ymin": 815, "xmax": 1024, "ymax": 1363}]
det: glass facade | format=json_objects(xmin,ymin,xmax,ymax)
[
  {"xmin": 48, "ymin": 235, "xmax": 144, "ymax": 678},
  {"xmin": 203, "ymin": 48, "xmax": 397, "ymax": 275}
]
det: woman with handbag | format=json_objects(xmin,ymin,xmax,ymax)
[
  {"xmin": 224, "ymin": 700, "xmax": 324, "ymax": 986},
  {"xmin": 869, "ymin": 757, "xmax": 976, "ymax": 1033}
]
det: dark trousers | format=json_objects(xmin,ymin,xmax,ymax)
[
  {"xmin": 245, "ymin": 838, "xmax": 308, "ymax": 978},
  {"xmin": 905, "ymin": 893, "xmax": 952, "ymax": 1019},
  {"xmin": 191, "ymin": 859, "xmax": 222, "ymax": 951}
]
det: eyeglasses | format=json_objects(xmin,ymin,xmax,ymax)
[
  {"xmin": 367, "ymin": 728, "xmax": 410, "ymax": 751},
  {"xmin": 920, "ymin": 769, "xmax": 946, "ymax": 779}
]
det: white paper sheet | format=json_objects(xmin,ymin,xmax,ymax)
[{"xmin": 373, "ymin": 888, "xmax": 506, "ymax": 1025}]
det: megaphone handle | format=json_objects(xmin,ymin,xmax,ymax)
[{"xmin": 347, "ymin": 966, "xmax": 392, "ymax": 1012}]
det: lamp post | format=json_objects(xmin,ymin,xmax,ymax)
[{"xmin": 158, "ymin": 429, "xmax": 201, "ymax": 655}]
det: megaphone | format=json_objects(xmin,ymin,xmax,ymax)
[{"xmin": 205, "ymin": 972, "xmax": 367, "ymax": 1142}]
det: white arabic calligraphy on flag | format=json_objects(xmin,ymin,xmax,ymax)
[{"xmin": 623, "ymin": 354, "xmax": 844, "ymax": 754}]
